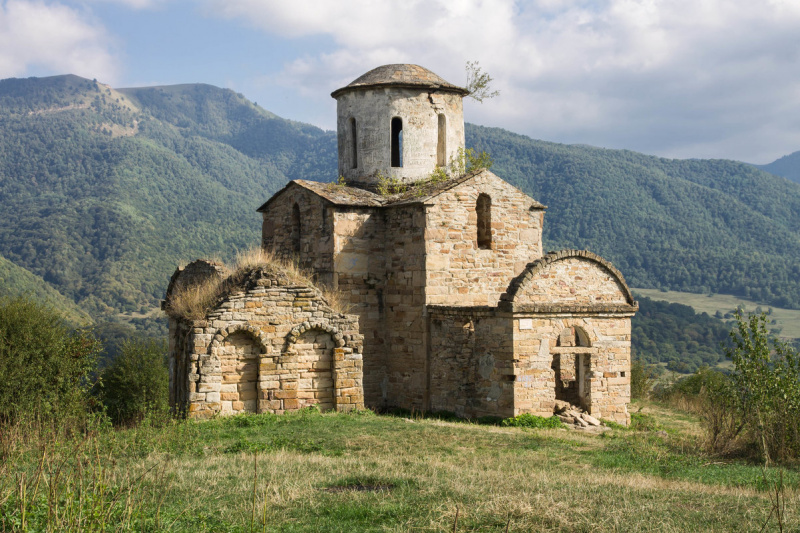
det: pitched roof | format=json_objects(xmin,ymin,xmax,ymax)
[
  {"xmin": 331, "ymin": 64, "xmax": 469, "ymax": 98},
  {"xmin": 256, "ymin": 170, "xmax": 547, "ymax": 211}
]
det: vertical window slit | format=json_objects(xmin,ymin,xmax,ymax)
[
  {"xmin": 391, "ymin": 117, "xmax": 403, "ymax": 168},
  {"xmin": 477, "ymin": 193, "xmax": 492, "ymax": 249},
  {"xmin": 437, "ymin": 114, "xmax": 446, "ymax": 167},
  {"xmin": 350, "ymin": 117, "xmax": 357, "ymax": 169},
  {"xmin": 291, "ymin": 203, "xmax": 301, "ymax": 253}
]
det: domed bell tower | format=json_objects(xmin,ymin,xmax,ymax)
[{"xmin": 331, "ymin": 64, "xmax": 469, "ymax": 188}]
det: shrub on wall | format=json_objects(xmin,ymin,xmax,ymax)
[
  {"xmin": 96, "ymin": 338, "xmax": 169, "ymax": 425},
  {"xmin": 0, "ymin": 296, "xmax": 100, "ymax": 421}
]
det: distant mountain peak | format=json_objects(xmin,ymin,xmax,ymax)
[{"xmin": 754, "ymin": 150, "xmax": 800, "ymax": 184}]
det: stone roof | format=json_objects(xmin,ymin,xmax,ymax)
[
  {"xmin": 256, "ymin": 171, "xmax": 547, "ymax": 211},
  {"xmin": 331, "ymin": 64, "xmax": 469, "ymax": 98}
]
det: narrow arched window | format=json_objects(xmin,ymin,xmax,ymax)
[
  {"xmin": 291, "ymin": 203, "xmax": 301, "ymax": 253},
  {"xmin": 391, "ymin": 117, "xmax": 403, "ymax": 167},
  {"xmin": 477, "ymin": 194, "xmax": 492, "ymax": 249},
  {"xmin": 349, "ymin": 117, "xmax": 358, "ymax": 169},
  {"xmin": 437, "ymin": 114, "xmax": 446, "ymax": 167}
]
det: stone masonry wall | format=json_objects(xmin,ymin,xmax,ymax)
[
  {"xmin": 511, "ymin": 314, "xmax": 632, "ymax": 424},
  {"xmin": 505, "ymin": 252, "xmax": 636, "ymax": 424},
  {"xmin": 335, "ymin": 87, "xmax": 465, "ymax": 185},
  {"xmin": 425, "ymin": 170, "xmax": 544, "ymax": 306},
  {"xmin": 331, "ymin": 208, "xmax": 387, "ymax": 405},
  {"xmin": 261, "ymin": 185, "xmax": 333, "ymax": 278},
  {"xmin": 514, "ymin": 256, "xmax": 631, "ymax": 306},
  {"xmin": 380, "ymin": 205, "xmax": 428, "ymax": 408},
  {"xmin": 168, "ymin": 269, "xmax": 363, "ymax": 418},
  {"xmin": 428, "ymin": 306, "xmax": 515, "ymax": 418}
]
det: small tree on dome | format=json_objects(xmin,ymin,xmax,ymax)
[{"xmin": 465, "ymin": 61, "xmax": 499, "ymax": 103}]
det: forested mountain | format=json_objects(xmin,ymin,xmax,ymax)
[
  {"xmin": 467, "ymin": 125, "xmax": 800, "ymax": 309},
  {"xmin": 0, "ymin": 75, "xmax": 334, "ymax": 322},
  {"xmin": 0, "ymin": 252, "xmax": 91, "ymax": 324},
  {"xmin": 1, "ymin": 73, "xmax": 800, "ymax": 337},
  {"xmin": 756, "ymin": 151, "xmax": 800, "ymax": 184}
]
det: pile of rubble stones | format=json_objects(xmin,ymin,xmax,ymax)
[{"xmin": 553, "ymin": 400, "xmax": 609, "ymax": 432}]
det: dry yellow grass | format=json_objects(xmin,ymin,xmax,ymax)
[
  {"xmin": 166, "ymin": 247, "xmax": 350, "ymax": 319},
  {"xmin": 3, "ymin": 408, "xmax": 799, "ymax": 532}
]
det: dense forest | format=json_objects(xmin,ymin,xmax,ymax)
[
  {"xmin": 1, "ymin": 74, "xmax": 799, "ymax": 370},
  {"xmin": 631, "ymin": 296, "xmax": 731, "ymax": 374},
  {"xmin": 756, "ymin": 150, "xmax": 800, "ymax": 184}
]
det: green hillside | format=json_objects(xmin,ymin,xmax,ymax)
[
  {"xmin": 756, "ymin": 150, "xmax": 800, "ymax": 184},
  {"xmin": 467, "ymin": 125, "xmax": 800, "ymax": 309},
  {"xmin": 0, "ymin": 75, "xmax": 334, "ymax": 318},
  {"xmin": 0, "ymin": 253, "xmax": 91, "ymax": 324}
]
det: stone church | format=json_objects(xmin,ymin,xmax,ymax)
[{"xmin": 165, "ymin": 64, "xmax": 637, "ymax": 424}]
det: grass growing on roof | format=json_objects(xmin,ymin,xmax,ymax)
[{"xmin": 166, "ymin": 247, "xmax": 350, "ymax": 319}]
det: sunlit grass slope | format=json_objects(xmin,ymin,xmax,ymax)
[{"xmin": 2, "ymin": 405, "xmax": 797, "ymax": 532}]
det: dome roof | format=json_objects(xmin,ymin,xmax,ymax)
[{"xmin": 331, "ymin": 64, "xmax": 469, "ymax": 98}]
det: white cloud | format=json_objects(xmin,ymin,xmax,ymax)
[
  {"xmin": 0, "ymin": 0, "xmax": 118, "ymax": 81},
  {"xmin": 82, "ymin": 0, "xmax": 159, "ymax": 9},
  {"xmin": 207, "ymin": 0, "xmax": 800, "ymax": 162}
]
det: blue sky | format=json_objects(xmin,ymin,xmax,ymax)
[{"xmin": 3, "ymin": 0, "xmax": 800, "ymax": 164}]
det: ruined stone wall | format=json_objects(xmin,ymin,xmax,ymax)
[
  {"xmin": 261, "ymin": 186, "xmax": 333, "ymax": 277},
  {"xmin": 169, "ymin": 272, "xmax": 363, "ymax": 418},
  {"xmin": 427, "ymin": 306, "xmax": 515, "ymax": 419},
  {"xmin": 426, "ymin": 171, "xmax": 544, "ymax": 306},
  {"xmin": 511, "ymin": 315, "xmax": 631, "ymax": 424},
  {"xmin": 168, "ymin": 317, "xmax": 192, "ymax": 414},
  {"xmin": 335, "ymin": 87, "xmax": 465, "ymax": 185}
]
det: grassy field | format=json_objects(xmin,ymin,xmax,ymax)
[
  {"xmin": 2, "ymin": 406, "xmax": 798, "ymax": 532},
  {"xmin": 633, "ymin": 288, "xmax": 800, "ymax": 340}
]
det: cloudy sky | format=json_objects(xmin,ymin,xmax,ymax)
[{"xmin": 2, "ymin": 0, "xmax": 800, "ymax": 163}]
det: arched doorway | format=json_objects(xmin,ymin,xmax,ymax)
[{"xmin": 552, "ymin": 326, "xmax": 592, "ymax": 411}]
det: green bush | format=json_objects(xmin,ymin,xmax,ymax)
[
  {"xmin": 501, "ymin": 414, "xmax": 563, "ymax": 429},
  {"xmin": 0, "ymin": 296, "xmax": 100, "ymax": 420},
  {"xmin": 96, "ymin": 338, "xmax": 169, "ymax": 425},
  {"xmin": 727, "ymin": 312, "xmax": 800, "ymax": 464},
  {"xmin": 630, "ymin": 358, "xmax": 657, "ymax": 399}
]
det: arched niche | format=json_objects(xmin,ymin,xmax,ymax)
[{"xmin": 207, "ymin": 325, "xmax": 270, "ymax": 415}]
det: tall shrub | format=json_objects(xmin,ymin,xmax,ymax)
[
  {"xmin": 727, "ymin": 312, "xmax": 800, "ymax": 464},
  {"xmin": 0, "ymin": 296, "xmax": 100, "ymax": 420},
  {"xmin": 97, "ymin": 338, "xmax": 169, "ymax": 425}
]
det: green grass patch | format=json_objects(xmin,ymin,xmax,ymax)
[
  {"xmin": 501, "ymin": 413, "xmax": 564, "ymax": 429},
  {"xmin": 2, "ymin": 405, "xmax": 799, "ymax": 532}
]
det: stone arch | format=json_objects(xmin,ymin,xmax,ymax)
[
  {"xmin": 285, "ymin": 324, "xmax": 343, "ymax": 411},
  {"xmin": 556, "ymin": 325, "xmax": 591, "ymax": 348},
  {"xmin": 208, "ymin": 325, "xmax": 269, "ymax": 415},
  {"xmin": 286, "ymin": 321, "xmax": 346, "ymax": 347},
  {"xmin": 501, "ymin": 250, "xmax": 636, "ymax": 307}
]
